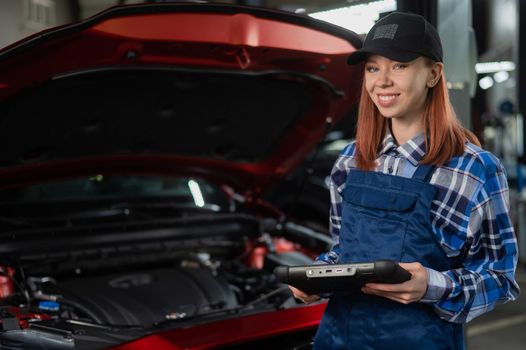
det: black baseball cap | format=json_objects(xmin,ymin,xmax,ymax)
[{"xmin": 347, "ymin": 12, "xmax": 443, "ymax": 65}]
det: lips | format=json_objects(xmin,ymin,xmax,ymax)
[{"xmin": 376, "ymin": 93, "xmax": 399, "ymax": 108}]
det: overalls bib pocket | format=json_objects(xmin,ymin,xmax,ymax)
[{"xmin": 340, "ymin": 184, "xmax": 418, "ymax": 262}]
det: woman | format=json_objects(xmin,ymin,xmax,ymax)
[{"xmin": 289, "ymin": 12, "xmax": 520, "ymax": 350}]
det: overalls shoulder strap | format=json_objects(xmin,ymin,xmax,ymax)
[{"xmin": 412, "ymin": 164, "xmax": 435, "ymax": 182}]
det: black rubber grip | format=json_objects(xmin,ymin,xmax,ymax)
[
  {"xmin": 274, "ymin": 265, "xmax": 289, "ymax": 283},
  {"xmin": 374, "ymin": 260, "xmax": 412, "ymax": 283}
]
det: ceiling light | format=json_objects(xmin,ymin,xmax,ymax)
[
  {"xmin": 188, "ymin": 179, "xmax": 205, "ymax": 207},
  {"xmin": 309, "ymin": 0, "xmax": 397, "ymax": 34},
  {"xmin": 493, "ymin": 70, "xmax": 510, "ymax": 83},
  {"xmin": 479, "ymin": 76, "xmax": 494, "ymax": 90},
  {"xmin": 475, "ymin": 61, "xmax": 515, "ymax": 74}
]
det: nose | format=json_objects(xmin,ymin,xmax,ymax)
[{"xmin": 375, "ymin": 69, "xmax": 393, "ymax": 87}]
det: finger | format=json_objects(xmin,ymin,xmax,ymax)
[
  {"xmin": 305, "ymin": 295, "xmax": 321, "ymax": 303},
  {"xmin": 365, "ymin": 288, "xmax": 411, "ymax": 298},
  {"xmin": 364, "ymin": 281, "xmax": 412, "ymax": 292},
  {"xmin": 376, "ymin": 294, "xmax": 413, "ymax": 304},
  {"xmin": 399, "ymin": 262, "xmax": 420, "ymax": 270},
  {"xmin": 288, "ymin": 286, "xmax": 309, "ymax": 298},
  {"xmin": 288, "ymin": 286, "xmax": 320, "ymax": 302},
  {"xmin": 298, "ymin": 295, "xmax": 321, "ymax": 304},
  {"xmin": 362, "ymin": 287, "xmax": 418, "ymax": 304},
  {"xmin": 398, "ymin": 262, "xmax": 416, "ymax": 269}
]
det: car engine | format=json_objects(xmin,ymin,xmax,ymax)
[
  {"xmin": 0, "ymin": 213, "xmax": 325, "ymax": 349},
  {"xmin": 32, "ymin": 265, "xmax": 239, "ymax": 327}
]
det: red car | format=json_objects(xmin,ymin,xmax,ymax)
[{"xmin": 0, "ymin": 2, "xmax": 362, "ymax": 349}]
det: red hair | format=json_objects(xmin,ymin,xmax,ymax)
[{"xmin": 355, "ymin": 69, "xmax": 480, "ymax": 170}]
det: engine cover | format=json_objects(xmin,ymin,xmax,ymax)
[{"xmin": 55, "ymin": 266, "xmax": 238, "ymax": 327}]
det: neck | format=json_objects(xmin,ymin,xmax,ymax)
[{"xmin": 390, "ymin": 117, "xmax": 424, "ymax": 145}]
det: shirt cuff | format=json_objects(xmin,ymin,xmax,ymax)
[{"xmin": 420, "ymin": 268, "xmax": 452, "ymax": 303}]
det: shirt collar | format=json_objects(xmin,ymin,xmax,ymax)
[{"xmin": 379, "ymin": 128, "xmax": 427, "ymax": 166}]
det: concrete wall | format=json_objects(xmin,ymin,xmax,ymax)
[
  {"xmin": 485, "ymin": 0, "xmax": 518, "ymax": 115},
  {"xmin": 437, "ymin": 0, "xmax": 475, "ymax": 129},
  {"xmin": 0, "ymin": 0, "xmax": 75, "ymax": 50},
  {"xmin": 0, "ymin": 0, "xmax": 23, "ymax": 49}
]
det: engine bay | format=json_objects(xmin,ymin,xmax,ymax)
[
  {"xmin": 31, "ymin": 264, "xmax": 240, "ymax": 328},
  {"xmin": 0, "ymin": 213, "xmax": 324, "ymax": 349}
]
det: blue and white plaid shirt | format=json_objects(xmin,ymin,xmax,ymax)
[{"xmin": 316, "ymin": 129, "xmax": 520, "ymax": 323}]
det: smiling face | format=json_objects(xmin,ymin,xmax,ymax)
[{"xmin": 364, "ymin": 55, "xmax": 441, "ymax": 127}]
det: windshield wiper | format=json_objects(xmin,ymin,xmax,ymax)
[
  {"xmin": 21, "ymin": 202, "xmax": 220, "ymax": 224},
  {"xmin": 110, "ymin": 201, "xmax": 221, "ymax": 212}
]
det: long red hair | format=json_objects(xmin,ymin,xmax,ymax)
[{"xmin": 355, "ymin": 67, "xmax": 480, "ymax": 170}]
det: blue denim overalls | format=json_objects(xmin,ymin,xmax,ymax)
[{"xmin": 314, "ymin": 165, "xmax": 464, "ymax": 350}]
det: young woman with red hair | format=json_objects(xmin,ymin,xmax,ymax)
[{"xmin": 289, "ymin": 12, "xmax": 520, "ymax": 350}]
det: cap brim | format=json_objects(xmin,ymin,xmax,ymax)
[{"xmin": 347, "ymin": 47, "xmax": 420, "ymax": 65}]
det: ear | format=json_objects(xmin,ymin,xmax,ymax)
[{"xmin": 427, "ymin": 62, "xmax": 443, "ymax": 87}]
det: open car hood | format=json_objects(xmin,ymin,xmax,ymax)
[{"xmin": 0, "ymin": 2, "xmax": 362, "ymax": 194}]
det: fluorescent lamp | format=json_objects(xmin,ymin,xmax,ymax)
[
  {"xmin": 478, "ymin": 76, "xmax": 494, "ymax": 90},
  {"xmin": 493, "ymin": 70, "xmax": 510, "ymax": 83},
  {"xmin": 475, "ymin": 61, "xmax": 515, "ymax": 74},
  {"xmin": 188, "ymin": 179, "xmax": 205, "ymax": 207},
  {"xmin": 309, "ymin": 0, "xmax": 397, "ymax": 34}
]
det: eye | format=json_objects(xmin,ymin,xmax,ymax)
[
  {"xmin": 393, "ymin": 63, "xmax": 407, "ymax": 70},
  {"xmin": 365, "ymin": 65, "xmax": 379, "ymax": 73}
]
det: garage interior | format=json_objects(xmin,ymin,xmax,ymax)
[{"xmin": 0, "ymin": 1, "xmax": 524, "ymax": 349}]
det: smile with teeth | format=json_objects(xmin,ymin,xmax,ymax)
[
  {"xmin": 376, "ymin": 93, "xmax": 400, "ymax": 108},
  {"xmin": 378, "ymin": 94, "xmax": 398, "ymax": 101}
]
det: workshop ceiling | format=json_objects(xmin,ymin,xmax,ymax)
[{"xmin": 78, "ymin": 0, "xmax": 363, "ymax": 19}]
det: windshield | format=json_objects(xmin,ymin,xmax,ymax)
[{"xmin": 0, "ymin": 175, "xmax": 233, "ymax": 222}]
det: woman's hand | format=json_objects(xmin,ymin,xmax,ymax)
[
  {"xmin": 288, "ymin": 285, "xmax": 321, "ymax": 304},
  {"xmin": 361, "ymin": 262, "xmax": 429, "ymax": 304}
]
